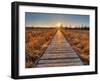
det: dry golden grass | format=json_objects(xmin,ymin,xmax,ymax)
[
  {"xmin": 61, "ymin": 29, "xmax": 89, "ymax": 65},
  {"xmin": 25, "ymin": 27, "xmax": 57, "ymax": 68}
]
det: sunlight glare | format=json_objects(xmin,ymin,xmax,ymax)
[{"xmin": 56, "ymin": 23, "xmax": 61, "ymax": 28}]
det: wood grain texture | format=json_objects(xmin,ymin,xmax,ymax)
[{"xmin": 36, "ymin": 30, "xmax": 83, "ymax": 67}]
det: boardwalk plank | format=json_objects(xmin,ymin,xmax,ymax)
[
  {"xmin": 36, "ymin": 30, "xmax": 83, "ymax": 67},
  {"xmin": 37, "ymin": 62, "xmax": 83, "ymax": 67},
  {"xmin": 38, "ymin": 58, "xmax": 82, "ymax": 64},
  {"xmin": 40, "ymin": 54, "xmax": 78, "ymax": 59}
]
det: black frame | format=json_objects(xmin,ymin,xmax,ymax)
[{"xmin": 11, "ymin": 1, "xmax": 98, "ymax": 79}]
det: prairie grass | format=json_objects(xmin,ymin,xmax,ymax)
[
  {"xmin": 61, "ymin": 29, "xmax": 89, "ymax": 65},
  {"xmin": 25, "ymin": 27, "xmax": 57, "ymax": 68}
]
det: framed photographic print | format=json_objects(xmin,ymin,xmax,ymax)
[{"xmin": 11, "ymin": 1, "xmax": 98, "ymax": 79}]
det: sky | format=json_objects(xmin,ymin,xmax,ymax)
[{"xmin": 25, "ymin": 12, "xmax": 89, "ymax": 28}]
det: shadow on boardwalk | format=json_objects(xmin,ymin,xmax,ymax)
[{"xmin": 36, "ymin": 30, "xmax": 83, "ymax": 67}]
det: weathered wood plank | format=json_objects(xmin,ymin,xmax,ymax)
[
  {"xmin": 37, "ymin": 62, "xmax": 83, "ymax": 67},
  {"xmin": 40, "ymin": 54, "xmax": 78, "ymax": 59},
  {"xmin": 38, "ymin": 58, "xmax": 82, "ymax": 64},
  {"xmin": 36, "ymin": 30, "xmax": 83, "ymax": 67},
  {"xmin": 44, "ymin": 51, "xmax": 75, "ymax": 54}
]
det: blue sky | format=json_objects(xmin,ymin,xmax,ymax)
[{"xmin": 25, "ymin": 12, "xmax": 89, "ymax": 27}]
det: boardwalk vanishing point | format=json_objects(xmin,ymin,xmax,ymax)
[{"xmin": 36, "ymin": 30, "xmax": 83, "ymax": 67}]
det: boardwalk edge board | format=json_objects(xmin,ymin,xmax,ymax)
[{"xmin": 11, "ymin": 1, "xmax": 98, "ymax": 79}]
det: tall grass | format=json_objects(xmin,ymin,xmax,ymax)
[
  {"xmin": 61, "ymin": 29, "xmax": 89, "ymax": 65},
  {"xmin": 25, "ymin": 28, "xmax": 57, "ymax": 68}
]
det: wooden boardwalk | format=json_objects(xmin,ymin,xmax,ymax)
[{"xmin": 36, "ymin": 30, "xmax": 83, "ymax": 67}]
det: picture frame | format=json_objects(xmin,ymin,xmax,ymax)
[{"xmin": 11, "ymin": 1, "xmax": 98, "ymax": 79}]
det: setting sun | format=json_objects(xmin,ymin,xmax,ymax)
[{"xmin": 56, "ymin": 23, "xmax": 61, "ymax": 28}]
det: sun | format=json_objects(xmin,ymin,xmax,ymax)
[{"xmin": 56, "ymin": 23, "xmax": 61, "ymax": 28}]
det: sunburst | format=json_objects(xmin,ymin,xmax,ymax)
[{"xmin": 56, "ymin": 23, "xmax": 61, "ymax": 28}]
